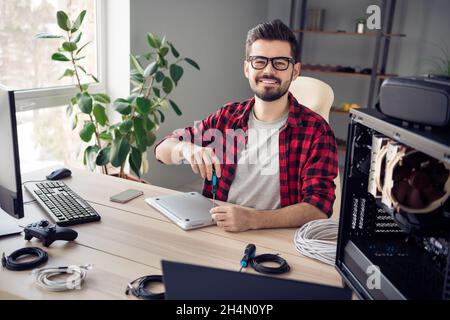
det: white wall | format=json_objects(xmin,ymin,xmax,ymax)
[
  {"xmin": 105, "ymin": 0, "xmax": 130, "ymax": 122},
  {"xmin": 130, "ymin": 0, "xmax": 268, "ymax": 189}
]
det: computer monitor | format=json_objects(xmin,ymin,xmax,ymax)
[{"xmin": 0, "ymin": 85, "xmax": 24, "ymax": 221}]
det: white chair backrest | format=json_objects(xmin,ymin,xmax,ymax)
[
  {"xmin": 289, "ymin": 76, "xmax": 334, "ymax": 122},
  {"xmin": 289, "ymin": 76, "xmax": 341, "ymax": 220}
]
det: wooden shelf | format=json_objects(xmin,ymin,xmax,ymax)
[
  {"xmin": 292, "ymin": 29, "xmax": 406, "ymax": 38},
  {"xmin": 303, "ymin": 68, "xmax": 396, "ymax": 79}
]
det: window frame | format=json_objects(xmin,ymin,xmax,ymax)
[{"xmin": 14, "ymin": 0, "xmax": 106, "ymax": 112}]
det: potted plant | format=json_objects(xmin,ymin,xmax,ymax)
[
  {"xmin": 355, "ymin": 17, "xmax": 366, "ymax": 34},
  {"xmin": 36, "ymin": 10, "xmax": 199, "ymax": 180}
]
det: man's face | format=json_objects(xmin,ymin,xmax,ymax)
[{"xmin": 244, "ymin": 40, "xmax": 301, "ymax": 102}]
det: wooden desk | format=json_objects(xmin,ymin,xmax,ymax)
[{"xmin": 0, "ymin": 167, "xmax": 343, "ymax": 299}]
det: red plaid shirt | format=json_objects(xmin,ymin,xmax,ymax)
[{"xmin": 155, "ymin": 93, "xmax": 338, "ymax": 217}]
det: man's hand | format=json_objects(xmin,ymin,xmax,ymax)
[
  {"xmin": 177, "ymin": 142, "xmax": 221, "ymax": 181},
  {"xmin": 210, "ymin": 204, "xmax": 256, "ymax": 232}
]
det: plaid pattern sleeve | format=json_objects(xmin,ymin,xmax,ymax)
[{"xmin": 298, "ymin": 126, "xmax": 338, "ymax": 218}]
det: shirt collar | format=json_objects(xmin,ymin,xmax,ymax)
[{"xmin": 235, "ymin": 92, "xmax": 302, "ymax": 128}]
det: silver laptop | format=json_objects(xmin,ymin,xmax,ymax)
[{"xmin": 145, "ymin": 192, "xmax": 216, "ymax": 230}]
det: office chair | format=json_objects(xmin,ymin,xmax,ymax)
[{"xmin": 289, "ymin": 76, "xmax": 342, "ymax": 220}]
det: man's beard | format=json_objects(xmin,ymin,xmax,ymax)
[{"xmin": 252, "ymin": 75, "xmax": 291, "ymax": 102}]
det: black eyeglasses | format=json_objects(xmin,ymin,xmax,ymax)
[{"xmin": 247, "ymin": 56, "xmax": 295, "ymax": 71}]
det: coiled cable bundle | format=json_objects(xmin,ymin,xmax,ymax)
[
  {"xmin": 294, "ymin": 219, "xmax": 339, "ymax": 265},
  {"xmin": 125, "ymin": 275, "xmax": 165, "ymax": 300},
  {"xmin": 32, "ymin": 264, "xmax": 92, "ymax": 292},
  {"xmin": 2, "ymin": 247, "xmax": 48, "ymax": 271}
]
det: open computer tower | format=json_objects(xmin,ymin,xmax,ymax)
[{"xmin": 336, "ymin": 108, "xmax": 450, "ymax": 300}]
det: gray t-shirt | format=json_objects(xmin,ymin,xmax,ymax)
[{"xmin": 227, "ymin": 109, "xmax": 289, "ymax": 210}]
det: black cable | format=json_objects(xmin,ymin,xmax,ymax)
[
  {"xmin": 250, "ymin": 254, "xmax": 291, "ymax": 275},
  {"xmin": 2, "ymin": 247, "xmax": 48, "ymax": 271},
  {"xmin": 125, "ymin": 275, "xmax": 165, "ymax": 300}
]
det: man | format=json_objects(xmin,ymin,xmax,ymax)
[{"xmin": 155, "ymin": 19, "xmax": 338, "ymax": 232}]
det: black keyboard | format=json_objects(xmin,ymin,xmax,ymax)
[{"xmin": 25, "ymin": 181, "xmax": 101, "ymax": 226}]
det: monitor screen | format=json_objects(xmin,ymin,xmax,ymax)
[{"xmin": 0, "ymin": 85, "xmax": 24, "ymax": 219}]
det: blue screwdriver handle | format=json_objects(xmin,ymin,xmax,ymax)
[{"xmin": 212, "ymin": 168, "xmax": 217, "ymax": 192}]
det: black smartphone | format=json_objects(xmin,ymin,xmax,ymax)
[{"xmin": 110, "ymin": 189, "xmax": 144, "ymax": 203}]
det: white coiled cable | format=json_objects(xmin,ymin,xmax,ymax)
[
  {"xmin": 32, "ymin": 264, "xmax": 92, "ymax": 292},
  {"xmin": 294, "ymin": 219, "xmax": 339, "ymax": 265}
]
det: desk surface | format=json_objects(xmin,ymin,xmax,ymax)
[{"xmin": 0, "ymin": 167, "xmax": 343, "ymax": 299}]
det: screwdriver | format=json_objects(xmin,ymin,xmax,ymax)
[
  {"xmin": 212, "ymin": 168, "xmax": 217, "ymax": 207},
  {"xmin": 239, "ymin": 243, "xmax": 256, "ymax": 272}
]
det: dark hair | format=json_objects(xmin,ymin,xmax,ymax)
[{"xmin": 245, "ymin": 19, "xmax": 299, "ymax": 61}]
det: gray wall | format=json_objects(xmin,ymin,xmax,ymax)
[
  {"xmin": 268, "ymin": 0, "xmax": 450, "ymax": 142},
  {"xmin": 130, "ymin": 0, "xmax": 268, "ymax": 188}
]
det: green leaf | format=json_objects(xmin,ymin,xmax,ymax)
[
  {"xmin": 77, "ymin": 65, "xmax": 87, "ymax": 74},
  {"xmin": 56, "ymin": 11, "xmax": 71, "ymax": 31},
  {"xmin": 58, "ymin": 69, "xmax": 75, "ymax": 80},
  {"xmin": 93, "ymin": 104, "xmax": 108, "ymax": 126},
  {"xmin": 143, "ymin": 61, "xmax": 158, "ymax": 78},
  {"xmin": 76, "ymin": 92, "xmax": 93, "ymax": 114},
  {"xmin": 80, "ymin": 84, "xmax": 89, "ymax": 92},
  {"xmin": 71, "ymin": 96, "xmax": 77, "ymax": 105},
  {"xmin": 72, "ymin": 114, "xmax": 78, "ymax": 130},
  {"xmin": 146, "ymin": 131, "xmax": 157, "ymax": 146},
  {"xmin": 79, "ymin": 121, "xmax": 96, "ymax": 142},
  {"xmin": 99, "ymin": 131, "xmax": 113, "ymax": 141},
  {"xmin": 169, "ymin": 64, "xmax": 183, "ymax": 85},
  {"xmin": 185, "ymin": 57, "xmax": 200, "ymax": 70},
  {"xmin": 133, "ymin": 117, "xmax": 147, "ymax": 151},
  {"xmin": 74, "ymin": 56, "xmax": 86, "ymax": 61},
  {"xmin": 157, "ymin": 55, "xmax": 167, "ymax": 68},
  {"xmin": 113, "ymin": 98, "xmax": 131, "ymax": 115},
  {"xmin": 96, "ymin": 146, "xmax": 111, "ymax": 166},
  {"xmin": 136, "ymin": 97, "xmax": 151, "ymax": 114},
  {"xmin": 169, "ymin": 42, "xmax": 179, "ymax": 58},
  {"xmin": 157, "ymin": 109, "xmax": 165, "ymax": 123},
  {"xmin": 35, "ymin": 32, "xmax": 63, "ymax": 39},
  {"xmin": 66, "ymin": 104, "xmax": 73, "ymax": 117},
  {"xmin": 131, "ymin": 69, "xmax": 145, "ymax": 83},
  {"xmin": 51, "ymin": 53, "xmax": 70, "ymax": 61},
  {"xmin": 84, "ymin": 145, "xmax": 100, "ymax": 171},
  {"xmin": 155, "ymin": 71, "xmax": 164, "ymax": 82},
  {"xmin": 169, "ymin": 99, "xmax": 182, "ymax": 116},
  {"xmin": 144, "ymin": 117, "xmax": 155, "ymax": 131},
  {"xmin": 130, "ymin": 55, "xmax": 144, "ymax": 75},
  {"xmin": 119, "ymin": 119, "xmax": 133, "ymax": 133},
  {"xmin": 90, "ymin": 74, "xmax": 99, "ymax": 83},
  {"xmin": 110, "ymin": 137, "xmax": 130, "ymax": 168},
  {"xmin": 129, "ymin": 147, "xmax": 142, "ymax": 178},
  {"xmin": 153, "ymin": 87, "xmax": 160, "ymax": 98},
  {"xmin": 159, "ymin": 46, "xmax": 169, "ymax": 57},
  {"xmin": 93, "ymin": 93, "xmax": 111, "ymax": 104},
  {"xmin": 162, "ymin": 77, "xmax": 173, "ymax": 94},
  {"xmin": 147, "ymin": 32, "xmax": 160, "ymax": 49},
  {"xmin": 72, "ymin": 10, "xmax": 87, "ymax": 32},
  {"xmin": 62, "ymin": 42, "xmax": 77, "ymax": 52},
  {"xmin": 160, "ymin": 35, "xmax": 166, "ymax": 46},
  {"xmin": 76, "ymin": 41, "xmax": 91, "ymax": 55},
  {"xmin": 73, "ymin": 32, "xmax": 82, "ymax": 43}
]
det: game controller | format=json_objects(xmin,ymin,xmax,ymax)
[{"xmin": 24, "ymin": 219, "xmax": 78, "ymax": 247}]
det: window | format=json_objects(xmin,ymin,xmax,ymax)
[{"xmin": 0, "ymin": 0, "xmax": 105, "ymax": 171}]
